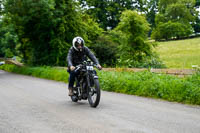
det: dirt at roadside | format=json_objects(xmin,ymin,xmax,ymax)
[{"xmin": 102, "ymin": 68, "xmax": 196, "ymax": 77}]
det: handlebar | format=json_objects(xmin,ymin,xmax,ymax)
[
  {"xmin": 74, "ymin": 62, "xmax": 101, "ymax": 72},
  {"xmin": 74, "ymin": 64, "xmax": 82, "ymax": 73}
]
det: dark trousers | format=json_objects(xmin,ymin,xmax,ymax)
[{"xmin": 68, "ymin": 70, "xmax": 80, "ymax": 88}]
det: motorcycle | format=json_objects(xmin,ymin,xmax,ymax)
[{"xmin": 70, "ymin": 61, "xmax": 101, "ymax": 108}]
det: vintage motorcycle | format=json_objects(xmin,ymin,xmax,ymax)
[{"xmin": 70, "ymin": 61, "xmax": 101, "ymax": 108}]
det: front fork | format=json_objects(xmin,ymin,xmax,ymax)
[
  {"xmin": 86, "ymin": 74, "xmax": 91, "ymax": 93},
  {"xmin": 87, "ymin": 72, "xmax": 98, "ymax": 95}
]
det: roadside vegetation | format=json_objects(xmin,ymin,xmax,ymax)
[
  {"xmin": 156, "ymin": 37, "xmax": 200, "ymax": 68},
  {"xmin": 1, "ymin": 64, "xmax": 200, "ymax": 105},
  {"xmin": 0, "ymin": 65, "xmax": 69, "ymax": 83}
]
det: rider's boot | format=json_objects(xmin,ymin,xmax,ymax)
[{"xmin": 68, "ymin": 87, "xmax": 73, "ymax": 96}]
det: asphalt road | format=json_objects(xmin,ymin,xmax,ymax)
[{"xmin": 0, "ymin": 70, "xmax": 200, "ymax": 133}]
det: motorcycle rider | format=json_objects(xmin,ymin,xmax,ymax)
[{"xmin": 67, "ymin": 36, "xmax": 102, "ymax": 96}]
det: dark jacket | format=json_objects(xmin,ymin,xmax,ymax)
[{"xmin": 67, "ymin": 46, "xmax": 99, "ymax": 67}]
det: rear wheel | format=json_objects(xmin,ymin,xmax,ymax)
[
  {"xmin": 88, "ymin": 78, "xmax": 101, "ymax": 108},
  {"xmin": 70, "ymin": 78, "xmax": 79, "ymax": 102}
]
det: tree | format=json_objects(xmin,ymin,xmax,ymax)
[
  {"xmin": 146, "ymin": 0, "xmax": 159, "ymax": 28},
  {"xmin": 0, "ymin": 25, "xmax": 18, "ymax": 58},
  {"xmin": 90, "ymin": 31, "xmax": 120, "ymax": 66},
  {"xmin": 0, "ymin": 0, "xmax": 4, "ymax": 15},
  {"xmin": 78, "ymin": 0, "xmax": 148, "ymax": 30},
  {"xmin": 78, "ymin": 14, "xmax": 103, "ymax": 47},
  {"xmin": 193, "ymin": 0, "xmax": 200, "ymax": 33},
  {"xmin": 151, "ymin": 21, "xmax": 193, "ymax": 40},
  {"xmin": 196, "ymin": 0, "xmax": 200, "ymax": 6},
  {"xmin": 152, "ymin": 0, "xmax": 196, "ymax": 40},
  {"xmin": 114, "ymin": 10, "xmax": 157, "ymax": 67},
  {"xmin": 4, "ymin": 0, "xmax": 102, "ymax": 66},
  {"xmin": 193, "ymin": 16, "xmax": 200, "ymax": 33},
  {"xmin": 0, "ymin": 13, "xmax": 19, "ymax": 58}
]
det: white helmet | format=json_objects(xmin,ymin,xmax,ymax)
[{"xmin": 72, "ymin": 36, "xmax": 85, "ymax": 51}]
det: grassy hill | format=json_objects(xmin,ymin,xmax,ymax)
[{"xmin": 155, "ymin": 37, "xmax": 200, "ymax": 69}]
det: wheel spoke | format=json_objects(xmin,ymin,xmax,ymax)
[{"xmin": 88, "ymin": 79, "xmax": 101, "ymax": 108}]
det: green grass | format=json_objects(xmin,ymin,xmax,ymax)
[
  {"xmin": 155, "ymin": 37, "xmax": 200, "ymax": 69},
  {"xmin": 98, "ymin": 71, "xmax": 200, "ymax": 105},
  {"xmin": 1, "ymin": 64, "xmax": 200, "ymax": 105},
  {"xmin": 0, "ymin": 65, "xmax": 69, "ymax": 83}
]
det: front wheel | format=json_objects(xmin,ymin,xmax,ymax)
[{"xmin": 88, "ymin": 78, "xmax": 101, "ymax": 108}]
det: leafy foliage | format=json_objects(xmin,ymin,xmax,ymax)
[
  {"xmin": 99, "ymin": 70, "xmax": 200, "ymax": 105},
  {"xmin": 0, "ymin": 0, "xmax": 4, "ymax": 15},
  {"xmin": 152, "ymin": 21, "xmax": 193, "ymax": 40},
  {"xmin": 3, "ymin": 0, "xmax": 102, "ymax": 66},
  {"xmin": 78, "ymin": 0, "xmax": 148, "ymax": 30},
  {"xmin": 78, "ymin": 14, "xmax": 103, "ymax": 47},
  {"xmin": 193, "ymin": 16, "xmax": 200, "ymax": 33},
  {"xmin": 0, "ymin": 16, "xmax": 19, "ymax": 58},
  {"xmin": 90, "ymin": 31, "xmax": 120, "ymax": 66},
  {"xmin": 152, "ymin": 0, "xmax": 197, "ymax": 40},
  {"xmin": 0, "ymin": 64, "xmax": 69, "ymax": 82},
  {"xmin": 114, "ymin": 10, "xmax": 164, "ymax": 68},
  {"xmin": 146, "ymin": 0, "xmax": 159, "ymax": 32}
]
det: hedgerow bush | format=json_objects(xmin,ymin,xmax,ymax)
[
  {"xmin": 98, "ymin": 71, "xmax": 200, "ymax": 105},
  {"xmin": 0, "ymin": 64, "xmax": 69, "ymax": 83}
]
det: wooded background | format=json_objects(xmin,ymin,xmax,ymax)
[{"xmin": 0, "ymin": 0, "xmax": 200, "ymax": 67}]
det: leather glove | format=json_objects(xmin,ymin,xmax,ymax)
[
  {"xmin": 97, "ymin": 64, "xmax": 102, "ymax": 70},
  {"xmin": 70, "ymin": 66, "xmax": 75, "ymax": 71}
]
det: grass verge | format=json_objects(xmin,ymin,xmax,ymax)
[
  {"xmin": 1, "ymin": 64, "xmax": 200, "ymax": 105},
  {"xmin": 98, "ymin": 71, "xmax": 200, "ymax": 105},
  {"xmin": 0, "ymin": 64, "xmax": 69, "ymax": 83}
]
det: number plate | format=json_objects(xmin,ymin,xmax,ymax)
[{"xmin": 86, "ymin": 66, "xmax": 94, "ymax": 70}]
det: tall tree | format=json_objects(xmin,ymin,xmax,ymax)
[
  {"xmin": 193, "ymin": 0, "xmax": 200, "ymax": 33},
  {"xmin": 0, "ymin": 0, "xmax": 3, "ymax": 14},
  {"xmin": 5, "ymin": 0, "xmax": 68, "ymax": 65},
  {"xmin": 0, "ymin": 0, "xmax": 19, "ymax": 58},
  {"xmin": 78, "ymin": 0, "xmax": 147, "ymax": 30},
  {"xmin": 3, "ymin": 0, "xmax": 102, "ymax": 65},
  {"xmin": 115, "ymin": 10, "xmax": 154, "ymax": 67},
  {"xmin": 146, "ymin": 0, "xmax": 159, "ymax": 28},
  {"xmin": 152, "ymin": 0, "xmax": 196, "ymax": 40},
  {"xmin": 0, "ymin": 16, "xmax": 19, "ymax": 58},
  {"xmin": 196, "ymin": 0, "xmax": 200, "ymax": 6}
]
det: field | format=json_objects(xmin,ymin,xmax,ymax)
[{"xmin": 155, "ymin": 37, "xmax": 200, "ymax": 69}]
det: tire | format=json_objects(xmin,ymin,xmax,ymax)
[
  {"xmin": 88, "ymin": 78, "xmax": 101, "ymax": 108},
  {"xmin": 70, "ymin": 78, "xmax": 79, "ymax": 102}
]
